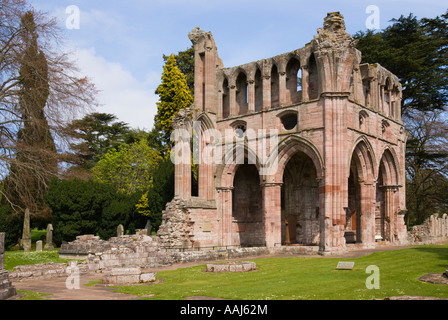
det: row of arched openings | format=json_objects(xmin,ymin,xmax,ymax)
[{"xmin": 222, "ymin": 54, "xmax": 319, "ymax": 118}]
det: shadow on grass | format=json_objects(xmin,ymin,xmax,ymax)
[{"xmin": 408, "ymin": 245, "xmax": 448, "ymax": 268}]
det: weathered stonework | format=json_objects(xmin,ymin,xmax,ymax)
[
  {"xmin": 0, "ymin": 233, "xmax": 16, "ymax": 300},
  {"xmin": 408, "ymin": 214, "xmax": 448, "ymax": 244},
  {"xmin": 159, "ymin": 12, "xmax": 408, "ymax": 255}
]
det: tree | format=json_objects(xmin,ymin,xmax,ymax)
[
  {"xmin": 354, "ymin": 11, "xmax": 448, "ymax": 114},
  {"xmin": 154, "ymin": 54, "xmax": 193, "ymax": 152},
  {"xmin": 2, "ymin": 10, "xmax": 57, "ymax": 220},
  {"xmin": 405, "ymin": 109, "xmax": 448, "ymax": 225},
  {"xmin": 44, "ymin": 178, "xmax": 138, "ymax": 244},
  {"xmin": 63, "ymin": 112, "xmax": 131, "ymax": 178},
  {"xmin": 0, "ymin": 2, "xmax": 97, "ymax": 218},
  {"xmin": 354, "ymin": 11, "xmax": 448, "ymax": 226},
  {"xmin": 91, "ymin": 139, "xmax": 161, "ymax": 195},
  {"xmin": 163, "ymin": 46, "xmax": 195, "ymax": 95}
]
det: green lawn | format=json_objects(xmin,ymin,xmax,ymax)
[
  {"xmin": 3, "ymin": 250, "xmax": 72, "ymax": 271},
  {"xmin": 113, "ymin": 245, "xmax": 448, "ymax": 300}
]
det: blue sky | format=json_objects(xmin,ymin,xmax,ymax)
[{"xmin": 30, "ymin": 0, "xmax": 447, "ymax": 130}]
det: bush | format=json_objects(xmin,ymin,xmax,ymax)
[
  {"xmin": 44, "ymin": 178, "xmax": 117, "ymax": 245},
  {"xmin": 0, "ymin": 205, "xmax": 22, "ymax": 249}
]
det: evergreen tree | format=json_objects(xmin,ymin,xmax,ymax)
[
  {"xmin": 3, "ymin": 11, "xmax": 57, "ymax": 220},
  {"xmin": 64, "ymin": 112, "xmax": 131, "ymax": 177},
  {"xmin": 163, "ymin": 46, "xmax": 195, "ymax": 95},
  {"xmin": 354, "ymin": 11, "xmax": 448, "ymax": 226},
  {"xmin": 154, "ymin": 54, "xmax": 193, "ymax": 152}
]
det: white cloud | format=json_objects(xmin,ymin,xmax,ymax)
[{"xmin": 74, "ymin": 47, "xmax": 159, "ymax": 130}]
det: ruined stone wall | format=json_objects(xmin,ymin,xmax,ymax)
[
  {"xmin": 407, "ymin": 214, "xmax": 448, "ymax": 244},
  {"xmin": 0, "ymin": 233, "xmax": 16, "ymax": 299}
]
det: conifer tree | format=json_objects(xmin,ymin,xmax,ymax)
[{"xmin": 154, "ymin": 54, "xmax": 193, "ymax": 151}]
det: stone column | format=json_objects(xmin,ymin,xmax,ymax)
[
  {"xmin": 172, "ymin": 110, "xmax": 192, "ymax": 200},
  {"xmin": 262, "ymin": 75, "xmax": 271, "ymax": 109},
  {"xmin": 279, "ymin": 71, "xmax": 287, "ymax": 106},
  {"xmin": 262, "ymin": 182, "xmax": 282, "ymax": 248},
  {"xmin": 22, "ymin": 208, "xmax": 31, "ymax": 252},
  {"xmin": 44, "ymin": 224, "xmax": 54, "ymax": 250},
  {"xmin": 204, "ymin": 45, "xmax": 216, "ymax": 113},
  {"xmin": 321, "ymin": 94, "xmax": 348, "ymax": 253},
  {"xmin": 217, "ymin": 187, "xmax": 233, "ymax": 246},
  {"xmin": 301, "ymin": 66, "xmax": 309, "ymax": 101},
  {"xmin": 248, "ymin": 80, "xmax": 255, "ymax": 113},
  {"xmin": 229, "ymin": 84, "xmax": 237, "ymax": 116}
]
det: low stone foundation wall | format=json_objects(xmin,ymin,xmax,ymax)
[
  {"xmin": 408, "ymin": 214, "xmax": 448, "ymax": 244},
  {"xmin": 9, "ymin": 262, "xmax": 89, "ymax": 282},
  {"xmin": 102, "ymin": 267, "xmax": 156, "ymax": 285}
]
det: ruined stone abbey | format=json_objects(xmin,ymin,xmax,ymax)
[{"xmin": 157, "ymin": 12, "xmax": 408, "ymax": 255}]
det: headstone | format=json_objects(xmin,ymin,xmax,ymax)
[
  {"xmin": 336, "ymin": 261, "xmax": 355, "ymax": 270},
  {"xmin": 35, "ymin": 240, "xmax": 42, "ymax": 252},
  {"xmin": 145, "ymin": 220, "xmax": 152, "ymax": 235},
  {"xmin": 44, "ymin": 224, "xmax": 54, "ymax": 250},
  {"xmin": 22, "ymin": 208, "xmax": 31, "ymax": 252},
  {"xmin": 117, "ymin": 224, "xmax": 124, "ymax": 237}
]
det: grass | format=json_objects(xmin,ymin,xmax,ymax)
[
  {"xmin": 3, "ymin": 250, "xmax": 73, "ymax": 271},
  {"xmin": 113, "ymin": 244, "xmax": 448, "ymax": 300}
]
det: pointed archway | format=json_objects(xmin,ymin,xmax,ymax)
[{"xmin": 346, "ymin": 138, "xmax": 376, "ymax": 245}]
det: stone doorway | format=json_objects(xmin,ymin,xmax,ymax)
[
  {"xmin": 232, "ymin": 163, "xmax": 264, "ymax": 247},
  {"xmin": 281, "ymin": 151, "xmax": 320, "ymax": 245},
  {"xmin": 346, "ymin": 163, "xmax": 362, "ymax": 243}
]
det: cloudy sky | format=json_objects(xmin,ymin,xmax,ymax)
[{"xmin": 30, "ymin": 0, "xmax": 447, "ymax": 130}]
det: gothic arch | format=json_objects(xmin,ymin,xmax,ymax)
[
  {"xmin": 348, "ymin": 136, "xmax": 376, "ymax": 183},
  {"xmin": 271, "ymin": 135, "xmax": 324, "ymax": 183}
]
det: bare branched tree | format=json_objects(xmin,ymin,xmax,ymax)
[{"xmin": 0, "ymin": 0, "xmax": 98, "ymax": 219}]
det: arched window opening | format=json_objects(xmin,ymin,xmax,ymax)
[
  {"xmin": 286, "ymin": 57, "xmax": 301, "ymax": 104},
  {"xmin": 222, "ymin": 78, "xmax": 230, "ymax": 118},
  {"xmin": 255, "ymin": 68, "xmax": 263, "ymax": 112},
  {"xmin": 308, "ymin": 53, "xmax": 318, "ymax": 100},
  {"xmin": 271, "ymin": 64, "xmax": 279, "ymax": 108},
  {"xmin": 236, "ymin": 72, "xmax": 248, "ymax": 115}
]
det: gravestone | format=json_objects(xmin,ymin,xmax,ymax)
[
  {"xmin": 336, "ymin": 261, "xmax": 355, "ymax": 270},
  {"xmin": 44, "ymin": 224, "xmax": 54, "ymax": 250},
  {"xmin": 22, "ymin": 208, "xmax": 31, "ymax": 252},
  {"xmin": 117, "ymin": 224, "xmax": 124, "ymax": 237},
  {"xmin": 0, "ymin": 232, "xmax": 16, "ymax": 300},
  {"xmin": 145, "ymin": 220, "xmax": 152, "ymax": 236},
  {"xmin": 36, "ymin": 240, "xmax": 42, "ymax": 252}
]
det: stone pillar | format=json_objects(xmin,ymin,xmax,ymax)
[
  {"xmin": 229, "ymin": 84, "xmax": 237, "ymax": 116},
  {"xmin": 279, "ymin": 71, "xmax": 287, "ymax": 106},
  {"xmin": 22, "ymin": 208, "xmax": 31, "ymax": 252},
  {"xmin": 321, "ymin": 94, "xmax": 348, "ymax": 253},
  {"xmin": 44, "ymin": 224, "xmax": 54, "ymax": 250},
  {"xmin": 204, "ymin": 44, "xmax": 216, "ymax": 113},
  {"xmin": 172, "ymin": 110, "xmax": 192, "ymax": 200},
  {"xmin": 217, "ymin": 187, "xmax": 233, "ymax": 246},
  {"xmin": 301, "ymin": 66, "xmax": 309, "ymax": 101},
  {"xmin": 262, "ymin": 75, "xmax": 271, "ymax": 109},
  {"xmin": 360, "ymin": 183, "xmax": 376, "ymax": 246},
  {"xmin": 262, "ymin": 183, "xmax": 282, "ymax": 248},
  {"xmin": 248, "ymin": 80, "xmax": 255, "ymax": 113}
]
